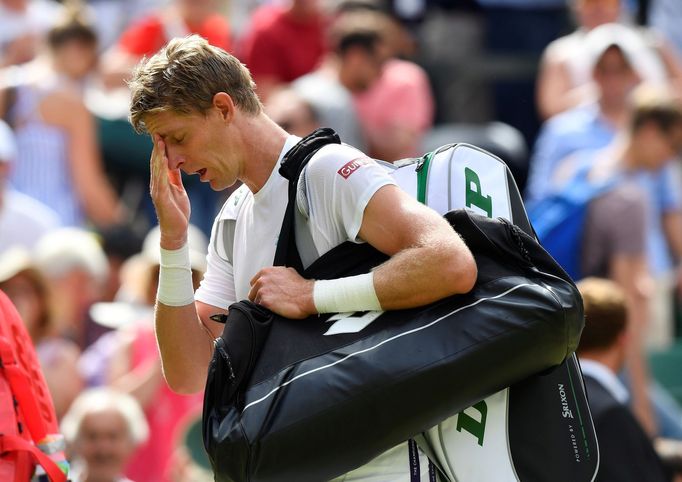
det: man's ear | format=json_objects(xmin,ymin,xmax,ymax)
[{"xmin": 212, "ymin": 92, "xmax": 235, "ymax": 123}]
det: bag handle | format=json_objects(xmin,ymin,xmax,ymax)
[{"xmin": 416, "ymin": 151, "xmax": 435, "ymax": 205}]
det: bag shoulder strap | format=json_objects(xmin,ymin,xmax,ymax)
[
  {"xmin": 413, "ymin": 149, "xmax": 450, "ymax": 482},
  {"xmin": 274, "ymin": 127, "xmax": 341, "ymax": 271}
]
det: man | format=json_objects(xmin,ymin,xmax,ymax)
[
  {"xmin": 527, "ymin": 22, "xmax": 648, "ymax": 203},
  {"xmin": 576, "ymin": 277, "xmax": 670, "ymax": 482},
  {"xmin": 61, "ymin": 388, "xmax": 149, "ymax": 482},
  {"xmin": 128, "ymin": 35, "xmax": 477, "ymax": 478},
  {"xmin": 291, "ymin": 9, "xmax": 389, "ymax": 152}
]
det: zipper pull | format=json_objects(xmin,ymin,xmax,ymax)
[
  {"xmin": 210, "ymin": 313, "xmax": 229, "ymax": 324},
  {"xmin": 213, "ymin": 338, "xmax": 236, "ymax": 382}
]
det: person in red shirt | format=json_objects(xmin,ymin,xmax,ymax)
[
  {"xmin": 101, "ymin": 0, "xmax": 231, "ymax": 87},
  {"xmin": 237, "ymin": 0, "xmax": 327, "ymax": 100}
]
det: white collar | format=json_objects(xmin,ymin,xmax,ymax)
[
  {"xmin": 579, "ymin": 358, "xmax": 629, "ymax": 405},
  {"xmin": 252, "ymin": 135, "xmax": 301, "ymax": 201}
]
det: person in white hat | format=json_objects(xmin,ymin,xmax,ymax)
[
  {"xmin": 536, "ymin": 0, "xmax": 682, "ymax": 121},
  {"xmin": 0, "ymin": 245, "xmax": 84, "ymax": 420}
]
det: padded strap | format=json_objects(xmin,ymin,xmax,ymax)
[
  {"xmin": 274, "ymin": 127, "xmax": 340, "ymax": 272},
  {"xmin": 0, "ymin": 434, "xmax": 66, "ymax": 482},
  {"xmin": 0, "ymin": 336, "xmax": 48, "ymax": 443}
]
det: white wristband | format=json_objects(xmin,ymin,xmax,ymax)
[
  {"xmin": 157, "ymin": 243, "xmax": 195, "ymax": 307},
  {"xmin": 313, "ymin": 272, "xmax": 382, "ymax": 314}
]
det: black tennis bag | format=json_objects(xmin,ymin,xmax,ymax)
[{"xmin": 202, "ymin": 130, "xmax": 593, "ymax": 481}]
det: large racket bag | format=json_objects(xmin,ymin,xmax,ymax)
[{"xmin": 202, "ymin": 130, "xmax": 599, "ymax": 482}]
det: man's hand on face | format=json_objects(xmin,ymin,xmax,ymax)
[
  {"xmin": 248, "ymin": 267, "xmax": 316, "ymax": 319},
  {"xmin": 150, "ymin": 134, "xmax": 191, "ymax": 249}
]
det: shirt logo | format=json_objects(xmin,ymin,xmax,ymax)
[{"xmin": 337, "ymin": 157, "xmax": 372, "ymax": 179}]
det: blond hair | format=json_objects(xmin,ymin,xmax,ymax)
[
  {"xmin": 628, "ymin": 84, "xmax": 682, "ymax": 135},
  {"xmin": 576, "ymin": 277, "xmax": 627, "ymax": 353},
  {"xmin": 128, "ymin": 35, "xmax": 262, "ymax": 133}
]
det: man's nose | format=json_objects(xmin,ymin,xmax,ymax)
[{"xmin": 165, "ymin": 146, "xmax": 184, "ymax": 170}]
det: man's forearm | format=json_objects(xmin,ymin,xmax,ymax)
[
  {"xmin": 372, "ymin": 234, "xmax": 476, "ymax": 311},
  {"xmin": 155, "ymin": 302, "xmax": 215, "ymax": 394}
]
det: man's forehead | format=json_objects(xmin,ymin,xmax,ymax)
[{"xmin": 143, "ymin": 110, "xmax": 197, "ymax": 135}]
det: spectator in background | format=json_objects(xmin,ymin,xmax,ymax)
[
  {"xmin": 0, "ymin": 0, "xmax": 64, "ymax": 67},
  {"xmin": 527, "ymin": 22, "xmax": 644, "ymax": 203},
  {"xmin": 291, "ymin": 8, "xmax": 392, "ymax": 151},
  {"xmin": 0, "ymin": 247, "xmax": 83, "ymax": 420},
  {"xmin": 0, "ymin": 118, "xmax": 60, "ymax": 254},
  {"xmin": 333, "ymin": 8, "xmax": 433, "ymax": 161},
  {"xmin": 264, "ymin": 87, "xmax": 321, "ymax": 138},
  {"xmin": 101, "ymin": 0, "xmax": 231, "ymax": 88},
  {"xmin": 536, "ymin": 0, "xmax": 682, "ymax": 120},
  {"xmin": 577, "ymin": 277, "xmax": 670, "ymax": 482},
  {"xmin": 0, "ymin": 9, "xmax": 124, "ymax": 228},
  {"xmin": 237, "ymin": 0, "xmax": 328, "ymax": 101},
  {"xmin": 61, "ymin": 388, "xmax": 148, "ymax": 482},
  {"xmin": 34, "ymin": 227, "xmax": 109, "ymax": 350},
  {"xmin": 105, "ymin": 224, "xmax": 207, "ymax": 482}
]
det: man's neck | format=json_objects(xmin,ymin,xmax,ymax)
[
  {"xmin": 579, "ymin": 350, "xmax": 621, "ymax": 373},
  {"xmin": 238, "ymin": 114, "xmax": 289, "ymax": 194}
]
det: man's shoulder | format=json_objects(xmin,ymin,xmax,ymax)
[
  {"xmin": 305, "ymin": 143, "xmax": 383, "ymax": 181},
  {"xmin": 583, "ymin": 374, "xmax": 622, "ymax": 419},
  {"xmin": 219, "ymin": 184, "xmax": 252, "ymax": 221}
]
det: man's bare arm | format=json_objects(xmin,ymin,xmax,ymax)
[
  {"xmin": 250, "ymin": 184, "xmax": 477, "ymax": 317},
  {"xmin": 154, "ymin": 301, "xmax": 225, "ymax": 394},
  {"xmin": 359, "ymin": 184, "xmax": 477, "ymax": 309}
]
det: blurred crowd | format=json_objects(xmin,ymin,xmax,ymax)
[{"xmin": 2, "ymin": 0, "xmax": 682, "ymax": 480}]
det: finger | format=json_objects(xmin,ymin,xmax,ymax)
[
  {"xmin": 247, "ymin": 273, "xmax": 263, "ymax": 301},
  {"xmin": 249, "ymin": 269, "xmax": 265, "ymax": 287},
  {"xmin": 247, "ymin": 283, "xmax": 258, "ymax": 302},
  {"xmin": 151, "ymin": 138, "xmax": 171, "ymax": 196}
]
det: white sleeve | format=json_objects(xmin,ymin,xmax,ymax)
[
  {"xmin": 304, "ymin": 143, "xmax": 396, "ymax": 246},
  {"xmin": 194, "ymin": 205, "xmax": 237, "ymax": 310}
]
